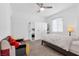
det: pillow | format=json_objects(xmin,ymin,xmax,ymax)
[
  {"xmin": 14, "ymin": 42, "xmax": 20, "ymax": 48},
  {"xmin": 10, "ymin": 39, "xmax": 16, "ymax": 45},
  {"xmin": 7, "ymin": 36, "xmax": 16, "ymax": 45},
  {"xmin": 7, "ymin": 36, "xmax": 20, "ymax": 48}
]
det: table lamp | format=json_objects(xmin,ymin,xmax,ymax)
[{"xmin": 67, "ymin": 25, "xmax": 74, "ymax": 36}]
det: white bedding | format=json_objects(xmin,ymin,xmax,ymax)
[
  {"xmin": 70, "ymin": 41, "xmax": 79, "ymax": 55},
  {"xmin": 42, "ymin": 34, "xmax": 79, "ymax": 51}
]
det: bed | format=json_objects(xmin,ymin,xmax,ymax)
[{"xmin": 41, "ymin": 34, "xmax": 79, "ymax": 56}]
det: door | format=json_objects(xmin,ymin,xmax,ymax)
[{"xmin": 35, "ymin": 22, "xmax": 47, "ymax": 40}]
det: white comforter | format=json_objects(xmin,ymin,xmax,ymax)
[
  {"xmin": 70, "ymin": 41, "xmax": 79, "ymax": 55},
  {"xmin": 42, "ymin": 34, "xmax": 79, "ymax": 51}
]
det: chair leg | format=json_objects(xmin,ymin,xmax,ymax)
[{"xmin": 41, "ymin": 40, "xmax": 43, "ymax": 45}]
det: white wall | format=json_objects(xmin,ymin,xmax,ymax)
[
  {"xmin": 10, "ymin": 3, "xmax": 77, "ymax": 39},
  {"xmin": 0, "ymin": 3, "xmax": 77, "ymax": 40},
  {"xmin": 0, "ymin": 3, "xmax": 11, "ymax": 40},
  {"xmin": 46, "ymin": 4, "xmax": 78, "ymax": 34},
  {"xmin": 11, "ymin": 13, "xmax": 45, "ymax": 39}
]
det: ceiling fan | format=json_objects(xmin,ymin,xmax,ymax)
[{"xmin": 36, "ymin": 3, "xmax": 53, "ymax": 12}]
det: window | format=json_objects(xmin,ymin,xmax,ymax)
[{"xmin": 52, "ymin": 18, "xmax": 63, "ymax": 32}]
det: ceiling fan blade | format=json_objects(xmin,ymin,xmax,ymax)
[
  {"xmin": 40, "ymin": 3, "xmax": 43, "ymax": 7},
  {"xmin": 36, "ymin": 3, "xmax": 43, "ymax": 8},
  {"xmin": 36, "ymin": 3, "xmax": 40, "ymax": 6},
  {"xmin": 43, "ymin": 6, "xmax": 53, "ymax": 8},
  {"xmin": 36, "ymin": 3, "xmax": 53, "ymax": 13}
]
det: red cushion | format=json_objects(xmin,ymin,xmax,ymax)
[
  {"xmin": 1, "ymin": 49, "xmax": 10, "ymax": 56},
  {"xmin": 10, "ymin": 40, "xmax": 20, "ymax": 48},
  {"xmin": 7, "ymin": 36, "xmax": 16, "ymax": 45},
  {"xmin": 15, "ymin": 42, "xmax": 20, "ymax": 48},
  {"xmin": 7, "ymin": 36, "xmax": 20, "ymax": 48},
  {"xmin": 10, "ymin": 40, "xmax": 16, "ymax": 45}
]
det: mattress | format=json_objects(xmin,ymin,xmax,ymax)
[
  {"xmin": 42, "ymin": 34, "xmax": 79, "ymax": 51},
  {"xmin": 43, "ymin": 36, "xmax": 73, "ymax": 51},
  {"xmin": 70, "ymin": 41, "xmax": 79, "ymax": 55}
]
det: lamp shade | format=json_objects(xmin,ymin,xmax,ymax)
[{"xmin": 67, "ymin": 25, "xmax": 74, "ymax": 32}]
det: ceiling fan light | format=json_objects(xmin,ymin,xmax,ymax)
[{"xmin": 40, "ymin": 7, "xmax": 45, "ymax": 11}]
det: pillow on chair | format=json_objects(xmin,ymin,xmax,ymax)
[{"xmin": 7, "ymin": 36, "xmax": 20, "ymax": 48}]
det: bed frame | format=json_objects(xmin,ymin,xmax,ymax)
[{"xmin": 41, "ymin": 40, "xmax": 78, "ymax": 56}]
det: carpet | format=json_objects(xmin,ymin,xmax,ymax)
[{"xmin": 30, "ymin": 40, "xmax": 63, "ymax": 56}]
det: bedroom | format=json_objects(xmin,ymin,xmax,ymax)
[{"xmin": 0, "ymin": 3, "xmax": 79, "ymax": 56}]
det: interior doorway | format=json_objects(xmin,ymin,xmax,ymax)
[{"xmin": 28, "ymin": 22, "xmax": 47, "ymax": 40}]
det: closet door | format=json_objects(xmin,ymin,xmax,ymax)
[{"xmin": 35, "ymin": 22, "xmax": 47, "ymax": 40}]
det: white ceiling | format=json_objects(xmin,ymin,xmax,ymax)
[{"xmin": 10, "ymin": 3, "xmax": 75, "ymax": 17}]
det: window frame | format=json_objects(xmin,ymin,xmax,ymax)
[{"xmin": 52, "ymin": 17, "xmax": 64, "ymax": 32}]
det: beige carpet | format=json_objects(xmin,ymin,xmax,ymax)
[{"xmin": 30, "ymin": 40, "xmax": 63, "ymax": 56}]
